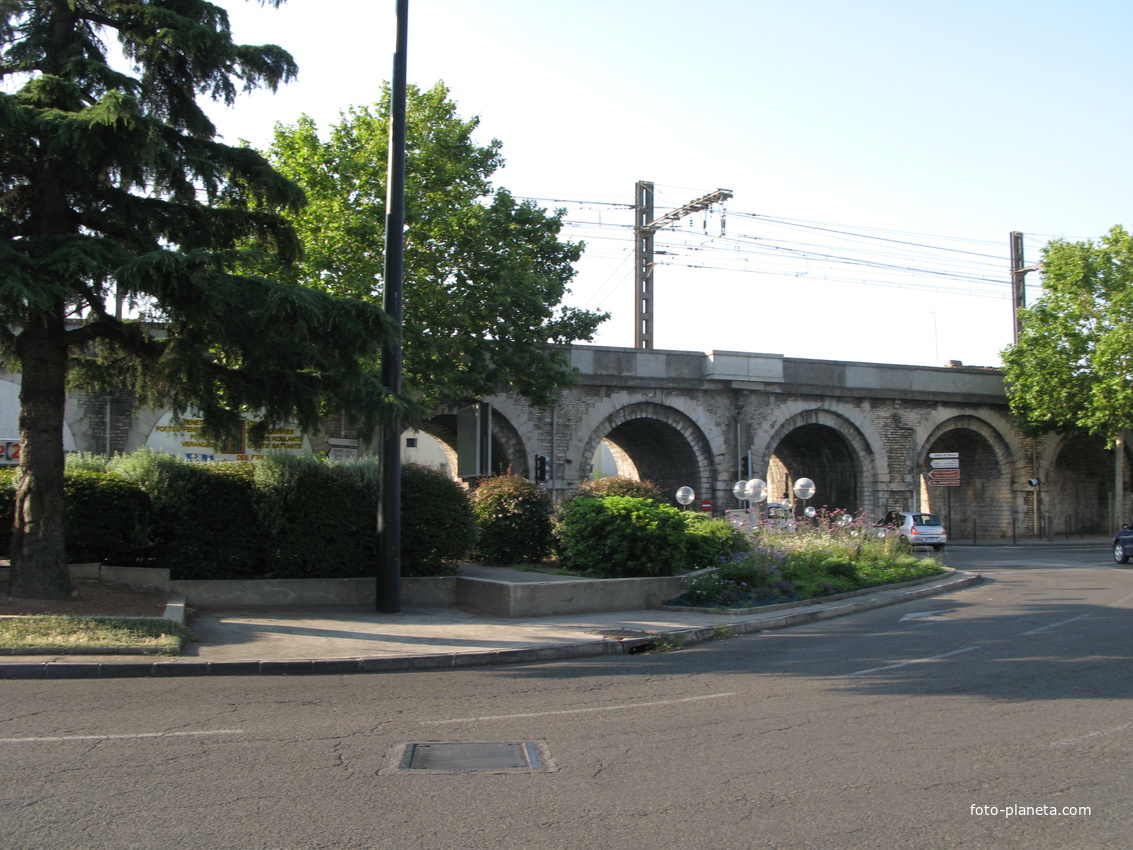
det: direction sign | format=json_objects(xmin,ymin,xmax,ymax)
[
  {"xmin": 928, "ymin": 480, "xmax": 960, "ymax": 486},
  {"xmin": 929, "ymin": 468, "xmax": 960, "ymax": 479},
  {"xmin": 931, "ymin": 458, "xmax": 960, "ymax": 469},
  {"xmin": 929, "ymin": 452, "xmax": 959, "ymax": 459}
]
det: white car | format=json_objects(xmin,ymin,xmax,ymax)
[{"xmin": 881, "ymin": 511, "xmax": 947, "ymax": 550}]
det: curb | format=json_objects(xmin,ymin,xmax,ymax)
[
  {"xmin": 0, "ymin": 572, "xmax": 981, "ymax": 680},
  {"xmin": 649, "ymin": 571, "xmax": 984, "ymax": 650}
]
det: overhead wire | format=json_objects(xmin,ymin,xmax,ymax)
[{"xmin": 516, "ymin": 192, "xmax": 1032, "ymax": 302}]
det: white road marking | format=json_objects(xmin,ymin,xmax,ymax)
[
  {"xmin": 1022, "ymin": 613, "xmax": 1092, "ymax": 635},
  {"xmin": 1052, "ymin": 723, "xmax": 1133, "ymax": 747},
  {"xmin": 423, "ymin": 692, "xmax": 737, "ymax": 725},
  {"xmin": 838, "ymin": 646, "xmax": 978, "ymax": 678},
  {"xmin": 900, "ymin": 611, "xmax": 952, "ymax": 621},
  {"xmin": 0, "ymin": 729, "xmax": 244, "ymax": 744}
]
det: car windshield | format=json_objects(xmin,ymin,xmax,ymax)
[{"xmin": 911, "ymin": 514, "xmax": 942, "ymax": 527}]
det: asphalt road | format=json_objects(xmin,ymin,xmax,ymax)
[{"xmin": 2, "ymin": 543, "xmax": 1130, "ymax": 849}]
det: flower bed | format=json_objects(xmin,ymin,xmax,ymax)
[{"xmin": 668, "ymin": 523, "xmax": 945, "ymax": 609}]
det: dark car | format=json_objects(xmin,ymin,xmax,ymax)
[{"xmin": 1112, "ymin": 524, "xmax": 1133, "ymax": 563}]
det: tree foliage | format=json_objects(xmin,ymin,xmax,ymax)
[
  {"xmin": 261, "ymin": 82, "xmax": 608, "ymax": 409},
  {"xmin": 0, "ymin": 1, "xmax": 416, "ymax": 597},
  {"xmin": 1002, "ymin": 226, "xmax": 1133, "ymax": 445}
]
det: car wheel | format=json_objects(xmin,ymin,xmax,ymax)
[{"xmin": 1114, "ymin": 542, "xmax": 1129, "ymax": 564}]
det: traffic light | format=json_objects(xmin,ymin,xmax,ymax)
[
  {"xmin": 534, "ymin": 454, "xmax": 548, "ymax": 483},
  {"xmin": 740, "ymin": 454, "xmax": 752, "ymax": 479}
]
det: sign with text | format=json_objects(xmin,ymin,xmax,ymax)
[
  {"xmin": 0, "ymin": 439, "xmax": 19, "ymax": 465},
  {"xmin": 928, "ymin": 451, "xmax": 960, "ymax": 485},
  {"xmin": 146, "ymin": 412, "xmax": 310, "ymax": 461}
]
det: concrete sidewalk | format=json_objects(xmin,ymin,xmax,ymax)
[{"xmin": 0, "ymin": 569, "xmax": 983, "ymax": 680}]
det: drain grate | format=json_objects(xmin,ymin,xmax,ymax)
[{"xmin": 389, "ymin": 741, "xmax": 554, "ymax": 774}]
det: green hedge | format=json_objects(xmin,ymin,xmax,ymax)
[
  {"xmin": 401, "ymin": 463, "xmax": 477, "ymax": 576},
  {"xmin": 1, "ymin": 453, "xmax": 475, "ymax": 580},
  {"xmin": 109, "ymin": 457, "xmax": 263, "ymax": 579},
  {"xmin": 251, "ymin": 455, "xmax": 378, "ymax": 579},
  {"xmin": 0, "ymin": 468, "xmax": 153, "ymax": 565},
  {"xmin": 63, "ymin": 470, "xmax": 154, "ymax": 565}
]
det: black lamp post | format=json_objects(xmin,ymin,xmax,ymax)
[{"xmin": 377, "ymin": 0, "xmax": 408, "ymax": 613}]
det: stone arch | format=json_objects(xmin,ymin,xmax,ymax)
[
  {"xmin": 919, "ymin": 416, "xmax": 1015, "ymax": 538},
  {"xmin": 579, "ymin": 402, "xmax": 716, "ymax": 505},
  {"xmin": 755, "ymin": 409, "xmax": 878, "ymax": 516},
  {"xmin": 1042, "ymin": 432, "xmax": 1114, "ymax": 535},
  {"xmin": 419, "ymin": 406, "xmax": 528, "ymax": 480}
]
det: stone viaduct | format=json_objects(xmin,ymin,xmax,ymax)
[
  {"xmin": 424, "ymin": 347, "xmax": 1124, "ymax": 539},
  {"xmin": 2, "ymin": 345, "xmax": 1126, "ymax": 539}
]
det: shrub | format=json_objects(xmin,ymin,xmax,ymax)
[
  {"xmin": 470, "ymin": 474, "xmax": 553, "ymax": 564},
  {"xmin": 65, "ymin": 452, "xmax": 111, "ymax": 473},
  {"xmin": 109, "ymin": 451, "xmax": 263, "ymax": 579},
  {"xmin": 63, "ymin": 470, "xmax": 152, "ymax": 565},
  {"xmin": 682, "ymin": 558, "xmax": 773, "ymax": 605},
  {"xmin": 818, "ymin": 556, "xmax": 859, "ymax": 583},
  {"xmin": 0, "ymin": 467, "xmax": 152, "ymax": 564},
  {"xmin": 681, "ymin": 512, "xmax": 752, "ymax": 568},
  {"xmin": 558, "ymin": 495, "xmax": 688, "ymax": 577},
  {"xmin": 250, "ymin": 456, "xmax": 378, "ymax": 579},
  {"xmin": 577, "ymin": 476, "xmax": 666, "ymax": 502},
  {"xmin": 0, "ymin": 468, "xmax": 15, "ymax": 555},
  {"xmin": 401, "ymin": 463, "xmax": 476, "ymax": 576}
]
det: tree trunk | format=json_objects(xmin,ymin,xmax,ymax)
[{"xmin": 8, "ymin": 317, "xmax": 71, "ymax": 599}]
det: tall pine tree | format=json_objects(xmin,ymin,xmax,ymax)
[{"xmin": 0, "ymin": 1, "xmax": 414, "ymax": 598}]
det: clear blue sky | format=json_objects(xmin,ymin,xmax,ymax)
[{"xmin": 213, "ymin": 0, "xmax": 1133, "ymax": 369}]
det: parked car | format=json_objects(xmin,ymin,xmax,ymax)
[
  {"xmin": 762, "ymin": 502, "xmax": 796, "ymax": 531},
  {"xmin": 1112, "ymin": 524, "xmax": 1133, "ymax": 563},
  {"xmin": 880, "ymin": 511, "xmax": 947, "ymax": 550}
]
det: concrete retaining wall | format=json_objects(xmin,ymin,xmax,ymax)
[
  {"xmin": 3, "ymin": 564, "xmax": 688, "ymax": 618},
  {"xmin": 169, "ymin": 576, "xmax": 458, "ymax": 608},
  {"xmin": 169, "ymin": 573, "xmax": 686, "ymax": 617},
  {"xmin": 455, "ymin": 575, "xmax": 688, "ymax": 617},
  {"xmin": 0, "ymin": 563, "xmax": 168, "ymax": 588}
]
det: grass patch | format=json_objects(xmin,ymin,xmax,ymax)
[{"xmin": 0, "ymin": 616, "xmax": 196, "ymax": 655}]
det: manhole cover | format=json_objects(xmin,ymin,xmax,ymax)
[{"xmin": 388, "ymin": 741, "xmax": 555, "ymax": 774}]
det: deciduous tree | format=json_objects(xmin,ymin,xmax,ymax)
[
  {"xmin": 262, "ymin": 83, "xmax": 608, "ymax": 410},
  {"xmin": 1003, "ymin": 225, "xmax": 1133, "ymax": 443},
  {"xmin": 1002, "ymin": 225, "xmax": 1133, "ymax": 528}
]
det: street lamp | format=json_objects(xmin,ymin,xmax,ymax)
[
  {"xmin": 793, "ymin": 477, "xmax": 816, "ymax": 501},
  {"xmin": 676, "ymin": 486, "xmax": 695, "ymax": 510},
  {"xmin": 744, "ymin": 478, "xmax": 767, "ymax": 525},
  {"xmin": 793, "ymin": 477, "xmax": 816, "ymax": 523}
]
